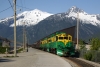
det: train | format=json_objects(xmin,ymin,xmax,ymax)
[{"xmin": 32, "ymin": 32, "xmax": 76, "ymax": 56}]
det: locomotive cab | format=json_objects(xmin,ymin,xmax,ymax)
[{"xmin": 56, "ymin": 33, "xmax": 72, "ymax": 45}]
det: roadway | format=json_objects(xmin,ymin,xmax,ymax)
[{"xmin": 0, "ymin": 48, "xmax": 72, "ymax": 67}]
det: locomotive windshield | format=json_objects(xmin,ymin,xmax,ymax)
[
  {"xmin": 64, "ymin": 37, "xmax": 68, "ymax": 39},
  {"xmin": 56, "ymin": 33, "xmax": 72, "ymax": 41},
  {"xmin": 58, "ymin": 37, "xmax": 68, "ymax": 40},
  {"xmin": 59, "ymin": 37, "xmax": 63, "ymax": 39}
]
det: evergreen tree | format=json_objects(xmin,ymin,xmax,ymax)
[{"xmin": 90, "ymin": 38, "xmax": 100, "ymax": 50}]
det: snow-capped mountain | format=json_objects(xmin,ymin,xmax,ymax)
[
  {"xmin": 0, "ymin": 9, "xmax": 53, "ymax": 27},
  {"xmin": 0, "ymin": 6, "xmax": 100, "ymax": 27},
  {"xmin": 66, "ymin": 6, "xmax": 100, "ymax": 26},
  {"xmin": 0, "ymin": 6, "xmax": 100, "ymax": 44},
  {"xmin": 28, "ymin": 6, "xmax": 100, "ymax": 43}
]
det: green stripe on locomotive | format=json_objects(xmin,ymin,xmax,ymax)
[{"xmin": 40, "ymin": 32, "xmax": 75, "ymax": 56}]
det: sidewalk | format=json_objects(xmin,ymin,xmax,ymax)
[{"xmin": 0, "ymin": 48, "xmax": 72, "ymax": 67}]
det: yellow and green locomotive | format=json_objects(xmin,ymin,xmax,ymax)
[{"xmin": 40, "ymin": 32, "xmax": 75, "ymax": 56}]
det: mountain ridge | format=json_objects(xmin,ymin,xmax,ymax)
[
  {"xmin": 0, "ymin": 6, "xmax": 100, "ymax": 27},
  {"xmin": 0, "ymin": 9, "xmax": 53, "ymax": 27},
  {"xmin": 0, "ymin": 6, "xmax": 100, "ymax": 44}
]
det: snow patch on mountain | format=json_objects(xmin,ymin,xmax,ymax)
[
  {"xmin": 0, "ymin": 9, "xmax": 53, "ymax": 27},
  {"xmin": 67, "ymin": 6, "xmax": 100, "ymax": 26},
  {"xmin": 11, "ymin": 9, "xmax": 53, "ymax": 27},
  {"xmin": 0, "ymin": 17, "xmax": 13, "ymax": 22}
]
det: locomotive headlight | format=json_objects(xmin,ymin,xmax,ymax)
[{"xmin": 57, "ymin": 52, "xmax": 63, "ymax": 54}]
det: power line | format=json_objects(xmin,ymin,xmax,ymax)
[
  {"xmin": 0, "ymin": 6, "xmax": 12, "ymax": 13},
  {"xmin": 16, "ymin": 5, "xmax": 32, "ymax": 10},
  {"xmin": 8, "ymin": 0, "xmax": 14, "ymax": 11},
  {"xmin": 20, "ymin": 0, "xmax": 23, "ymax": 11}
]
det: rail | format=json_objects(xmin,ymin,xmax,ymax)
[{"xmin": 65, "ymin": 57, "xmax": 95, "ymax": 67}]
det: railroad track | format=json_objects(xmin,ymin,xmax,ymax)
[{"xmin": 65, "ymin": 57, "xmax": 95, "ymax": 67}]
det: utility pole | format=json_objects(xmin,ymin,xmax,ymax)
[
  {"xmin": 76, "ymin": 12, "xmax": 79, "ymax": 49},
  {"xmin": 25, "ymin": 30, "xmax": 28, "ymax": 52},
  {"xmin": 23, "ymin": 22, "xmax": 25, "ymax": 51},
  {"xmin": 13, "ymin": 0, "xmax": 17, "ymax": 56},
  {"xmin": 23, "ymin": 22, "xmax": 27, "ymax": 52},
  {"xmin": 25, "ymin": 26, "xmax": 26, "ymax": 50},
  {"xmin": 26, "ymin": 35, "xmax": 28, "ymax": 52}
]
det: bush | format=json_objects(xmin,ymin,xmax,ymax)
[
  {"xmin": 0, "ymin": 42, "xmax": 2, "ymax": 47},
  {"xmin": 0, "ymin": 47, "xmax": 9, "ymax": 54},
  {"xmin": 17, "ymin": 48, "xmax": 23, "ymax": 53},
  {"xmin": 83, "ymin": 52, "xmax": 92, "ymax": 61}
]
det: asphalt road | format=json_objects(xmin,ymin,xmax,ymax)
[{"xmin": 0, "ymin": 48, "xmax": 72, "ymax": 67}]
